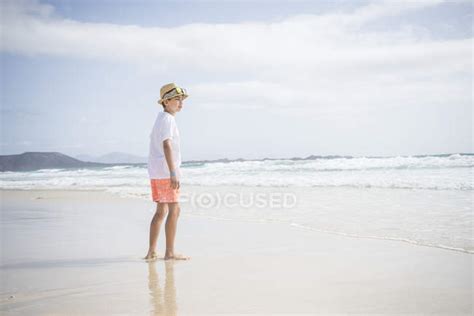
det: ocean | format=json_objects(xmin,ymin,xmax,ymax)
[{"xmin": 1, "ymin": 153, "xmax": 472, "ymax": 254}]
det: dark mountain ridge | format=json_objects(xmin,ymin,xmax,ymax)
[{"xmin": 0, "ymin": 152, "xmax": 110, "ymax": 172}]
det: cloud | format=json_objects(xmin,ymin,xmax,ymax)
[{"xmin": 0, "ymin": 0, "xmax": 471, "ymax": 119}]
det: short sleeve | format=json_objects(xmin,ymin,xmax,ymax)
[{"xmin": 159, "ymin": 117, "xmax": 174, "ymax": 143}]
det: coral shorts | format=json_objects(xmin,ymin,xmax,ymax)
[{"xmin": 150, "ymin": 178, "xmax": 180, "ymax": 203}]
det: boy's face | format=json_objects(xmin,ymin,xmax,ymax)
[{"xmin": 164, "ymin": 95, "xmax": 184, "ymax": 113}]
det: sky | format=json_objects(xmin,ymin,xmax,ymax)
[{"xmin": 0, "ymin": 0, "xmax": 472, "ymax": 160}]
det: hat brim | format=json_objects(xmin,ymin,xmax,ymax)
[{"xmin": 158, "ymin": 93, "xmax": 188, "ymax": 105}]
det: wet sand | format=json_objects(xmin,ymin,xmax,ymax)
[{"xmin": 0, "ymin": 189, "xmax": 472, "ymax": 315}]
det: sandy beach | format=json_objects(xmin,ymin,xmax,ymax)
[{"xmin": 0, "ymin": 189, "xmax": 472, "ymax": 315}]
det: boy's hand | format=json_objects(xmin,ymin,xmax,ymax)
[{"xmin": 170, "ymin": 175, "xmax": 180, "ymax": 190}]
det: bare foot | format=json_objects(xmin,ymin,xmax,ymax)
[
  {"xmin": 143, "ymin": 252, "xmax": 159, "ymax": 261},
  {"xmin": 164, "ymin": 254, "xmax": 190, "ymax": 260}
]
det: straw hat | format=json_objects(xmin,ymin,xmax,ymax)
[{"xmin": 158, "ymin": 83, "xmax": 189, "ymax": 105}]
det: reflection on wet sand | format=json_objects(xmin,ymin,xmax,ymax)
[{"xmin": 147, "ymin": 261, "xmax": 177, "ymax": 316}]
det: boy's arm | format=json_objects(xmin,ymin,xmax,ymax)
[{"xmin": 163, "ymin": 139, "xmax": 179, "ymax": 189}]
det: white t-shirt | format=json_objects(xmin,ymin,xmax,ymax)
[{"xmin": 147, "ymin": 111, "xmax": 181, "ymax": 179}]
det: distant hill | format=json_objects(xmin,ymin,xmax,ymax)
[
  {"xmin": 75, "ymin": 152, "xmax": 147, "ymax": 164},
  {"xmin": 0, "ymin": 152, "xmax": 109, "ymax": 172}
]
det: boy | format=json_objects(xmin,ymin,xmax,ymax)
[{"xmin": 144, "ymin": 83, "xmax": 190, "ymax": 261}]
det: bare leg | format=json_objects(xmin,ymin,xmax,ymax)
[
  {"xmin": 144, "ymin": 203, "xmax": 168, "ymax": 260},
  {"xmin": 164, "ymin": 203, "xmax": 189, "ymax": 260}
]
